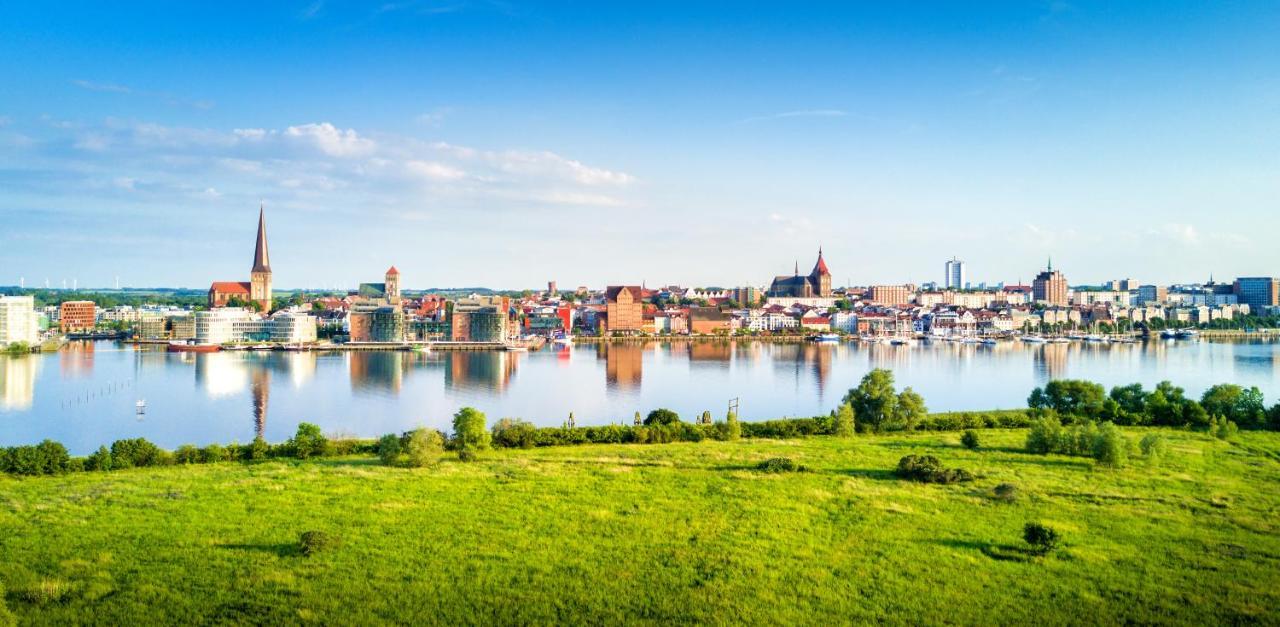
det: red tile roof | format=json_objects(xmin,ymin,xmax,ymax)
[
  {"xmin": 386, "ymin": 266, "xmax": 400, "ymax": 275},
  {"xmin": 210, "ymin": 281, "xmax": 251, "ymax": 294}
]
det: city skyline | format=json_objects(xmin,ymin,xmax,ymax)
[{"xmin": 2, "ymin": 2, "xmax": 1278, "ymax": 288}]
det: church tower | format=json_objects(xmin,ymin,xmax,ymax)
[
  {"xmin": 249, "ymin": 205, "xmax": 273, "ymax": 312},
  {"xmin": 810, "ymin": 247, "xmax": 832, "ymax": 297},
  {"xmin": 385, "ymin": 266, "xmax": 401, "ymax": 302}
]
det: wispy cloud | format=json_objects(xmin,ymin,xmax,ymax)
[
  {"xmin": 70, "ymin": 79, "xmax": 214, "ymax": 110},
  {"xmin": 737, "ymin": 109, "xmax": 849, "ymax": 124},
  {"xmin": 299, "ymin": 0, "xmax": 324, "ymax": 19}
]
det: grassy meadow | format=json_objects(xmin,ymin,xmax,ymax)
[{"xmin": 2, "ymin": 428, "xmax": 1279, "ymax": 624}]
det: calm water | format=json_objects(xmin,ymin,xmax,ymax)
[{"xmin": 2, "ymin": 340, "xmax": 1278, "ymax": 454}]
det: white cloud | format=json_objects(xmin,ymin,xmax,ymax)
[
  {"xmin": 113, "ymin": 177, "xmax": 137, "ymax": 190},
  {"xmin": 284, "ymin": 123, "xmax": 376, "ymax": 157},
  {"xmin": 738, "ymin": 109, "xmax": 848, "ymax": 124},
  {"xmin": 406, "ymin": 160, "xmax": 465, "ymax": 181},
  {"xmin": 72, "ymin": 79, "xmax": 132, "ymax": 94}
]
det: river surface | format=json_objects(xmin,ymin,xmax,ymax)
[{"xmin": 2, "ymin": 339, "xmax": 1278, "ymax": 453}]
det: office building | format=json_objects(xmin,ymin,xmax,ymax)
[
  {"xmin": 0, "ymin": 296, "xmax": 39, "ymax": 346},
  {"xmin": 1234, "ymin": 277, "xmax": 1280, "ymax": 313},
  {"xmin": 59, "ymin": 300, "xmax": 97, "ymax": 333},
  {"xmin": 1033, "ymin": 260, "xmax": 1069, "ymax": 307},
  {"xmin": 604, "ymin": 286, "xmax": 644, "ymax": 334},
  {"xmin": 868, "ymin": 285, "xmax": 913, "ymax": 307},
  {"xmin": 944, "ymin": 257, "xmax": 966, "ymax": 290}
]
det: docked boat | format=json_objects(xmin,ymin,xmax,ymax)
[
  {"xmin": 889, "ymin": 337, "xmax": 916, "ymax": 346},
  {"xmin": 166, "ymin": 341, "xmax": 220, "ymax": 353},
  {"xmin": 1160, "ymin": 329, "xmax": 1178, "ymax": 339},
  {"xmin": 979, "ymin": 338, "xmax": 999, "ymax": 346},
  {"xmin": 551, "ymin": 330, "xmax": 574, "ymax": 346},
  {"xmin": 1084, "ymin": 335, "xmax": 1108, "ymax": 343},
  {"xmin": 1020, "ymin": 335, "xmax": 1047, "ymax": 344},
  {"xmin": 1176, "ymin": 329, "xmax": 1200, "ymax": 339},
  {"xmin": 810, "ymin": 333, "xmax": 841, "ymax": 343}
]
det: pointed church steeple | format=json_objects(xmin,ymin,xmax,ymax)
[{"xmin": 252, "ymin": 204, "xmax": 270, "ymax": 273}]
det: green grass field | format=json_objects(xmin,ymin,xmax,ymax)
[{"xmin": 3, "ymin": 428, "xmax": 1279, "ymax": 624}]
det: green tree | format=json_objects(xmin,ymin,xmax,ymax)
[
  {"xmin": 1092, "ymin": 422, "xmax": 1129, "ymax": 467},
  {"xmin": 402, "ymin": 428, "xmax": 444, "ymax": 467},
  {"xmin": 1027, "ymin": 380, "xmax": 1106, "ymax": 418},
  {"xmin": 843, "ymin": 369, "xmax": 899, "ymax": 433},
  {"xmin": 1109, "ymin": 383, "xmax": 1148, "ymax": 424},
  {"xmin": 1201, "ymin": 384, "xmax": 1267, "ymax": 429},
  {"xmin": 377, "ymin": 434, "xmax": 402, "ymax": 466},
  {"xmin": 644, "ymin": 409, "xmax": 681, "ymax": 426},
  {"xmin": 833, "ymin": 403, "xmax": 855, "ymax": 437},
  {"xmin": 289, "ymin": 422, "xmax": 328, "ymax": 459},
  {"xmin": 724, "ymin": 410, "xmax": 742, "ymax": 441},
  {"xmin": 961, "ymin": 429, "xmax": 980, "ymax": 450},
  {"xmin": 452, "ymin": 407, "xmax": 491, "ymax": 461},
  {"xmin": 895, "ymin": 387, "xmax": 927, "ymax": 431}
]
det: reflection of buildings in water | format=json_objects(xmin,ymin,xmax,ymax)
[
  {"xmin": 769, "ymin": 343, "xmax": 835, "ymax": 396},
  {"xmin": 688, "ymin": 342, "xmax": 732, "ymax": 363},
  {"xmin": 194, "ymin": 353, "xmax": 250, "ymax": 397},
  {"xmin": 444, "ymin": 351, "xmax": 515, "ymax": 392},
  {"xmin": 1033, "ymin": 344, "xmax": 1069, "ymax": 380},
  {"xmin": 60, "ymin": 341, "xmax": 95, "ymax": 377},
  {"xmin": 601, "ymin": 343, "xmax": 644, "ymax": 390},
  {"xmin": 251, "ymin": 367, "xmax": 269, "ymax": 439},
  {"xmin": 866, "ymin": 342, "xmax": 911, "ymax": 370},
  {"xmin": 349, "ymin": 352, "xmax": 406, "ymax": 394},
  {"xmin": 0, "ymin": 356, "xmax": 40, "ymax": 411},
  {"xmin": 275, "ymin": 352, "xmax": 317, "ymax": 388}
]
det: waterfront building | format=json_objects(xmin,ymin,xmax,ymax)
[
  {"xmin": 369, "ymin": 306, "xmax": 406, "ymax": 342},
  {"xmin": 1032, "ymin": 261, "xmax": 1069, "ymax": 307},
  {"xmin": 604, "ymin": 286, "xmax": 644, "ymax": 334},
  {"xmin": 170, "ymin": 315, "xmax": 196, "ymax": 340},
  {"xmin": 209, "ymin": 206, "xmax": 273, "ymax": 311},
  {"xmin": 59, "ymin": 300, "xmax": 97, "ymax": 333},
  {"xmin": 689, "ymin": 307, "xmax": 734, "ymax": 334},
  {"xmin": 0, "ymin": 295, "xmax": 39, "ymax": 346},
  {"xmin": 767, "ymin": 249, "xmax": 832, "ymax": 299},
  {"xmin": 1233, "ymin": 277, "xmax": 1280, "ymax": 313},
  {"xmin": 944, "ymin": 257, "xmax": 966, "ymax": 290},
  {"xmin": 1072, "ymin": 290, "xmax": 1132, "ymax": 308},
  {"xmin": 194, "ymin": 308, "xmax": 316, "ymax": 344},
  {"xmin": 830, "ymin": 311, "xmax": 858, "ymax": 333},
  {"xmin": 868, "ymin": 285, "xmax": 913, "ymax": 307},
  {"xmin": 450, "ymin": 295, "xmax": 510, "ymax": 342}
]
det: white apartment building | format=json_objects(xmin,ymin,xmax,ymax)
[
  {"xmin": 0, "ymin": 295, "xmax": 40, "ymax": 346},
  {"xmin": 195, "ymin": 308, "xmax": 317, "ymax": 344}
]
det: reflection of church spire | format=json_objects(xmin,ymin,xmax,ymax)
[{"xmin": 251, "ymin": 368, "xmax": 269, "ymax": 439}]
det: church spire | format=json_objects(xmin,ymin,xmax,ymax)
[
  {"xmin": 794, "ymin": 260, "xmax": 799, "ymax": 276},
  {"xmin": 252, "ymin": 204, "xmax": 270, "ymax": 273}
]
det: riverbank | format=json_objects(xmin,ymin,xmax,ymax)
[{"xmin": 2, "ymin": 428, "xmax": 1277, "ymax": 623}]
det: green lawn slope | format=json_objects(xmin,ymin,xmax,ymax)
[{"xmin": 2, "ymin": 428, "xmax": 1278, "ymax": 624}]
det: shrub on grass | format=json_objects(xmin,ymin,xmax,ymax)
[
  {"xmin": 247, "ymin": 436, "xmax": 269, "ymax": 461},
  {"xmin": 174, "ymin": 444, "xmax": 200, "ymax": 464},
  {"xmin": 377, "ymin": 434, "xmax": 402, "ymax": 466},
  {"xmin": 1139, "ymin": 433, "xmax": 1169, "ymax": 461},
  {"xmin": 85, "ymin": 445, "xmax": 113, "ymax": 471},
  {"xmin": 834, "ymin": 403, "xmax": 855, "ymax": 437},
  {"xmin": 110, "ymin": 438, "xmax": 164, "ymax": 469},
  {"xmin": 895, "ymin": 454, "xmax": 974, "ymax": 484},
  {"xmin": 756, "ymin": 457, "xmax": 805, "ymax": 473},
  {"xmin": 1026, "ymin": 416, "xmax": 1064, "ymax": 454},
  {"xmin": 452, "ymin": 407, "xmax": 490, "ymax": 461},
  {"xmin": 725, "ymin": 410, "xmax": 742, "ymax": 441},
  {"xmin": 402, "ymin": 428, "xmax": 444, "ymax": 468},
  {"xmin": 288, "ymin": 422, "xmax": 328, "ymax": 459},
  {"xmin": 993, "ymin": 483, "xmax": 1019, "ymax": 502},
  {"xmin": 1212, "ymin": 417, "xmax": 1239, "ymax": 440},
  {"xmin": 960, "ymin": 430, "xmax": 980, "ymax": 450},
  {"xmin": 298, "ymin": 531, "xmax": 338, "ymax": 556},
  {"xmin": 644, "ymin": 408, "xmax": 681, "ymax": 426},
  {"xmin": 1092, "ymin": 422, "xmax": 1129, "ymax": 468},
  {"xmin": 1023, "ymin": 522, "xmax": 1061, "ymax": 555},
  {"xmin": 492, "ymin": 418, "xmax": 538, "ymax": 449},
  {"xmin": 200, "ymin": 444, "xmax": 229, "ymax": 464}
]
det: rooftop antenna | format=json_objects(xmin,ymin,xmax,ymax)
[{"xmin": 115, "ymin": 276, "xmax": 120, "ymax": 290}]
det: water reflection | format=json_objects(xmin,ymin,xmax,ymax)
[
  {"xmin": 8, "ymin": 339, "xmax": 1280, "ymax": 454},
  {"xmin": 445, "ymin": 352, "xmax": 515, "ymax": 392},
  {"xmin": 0, "ymin": 356, "xmax": 40, "ymax": 411}
]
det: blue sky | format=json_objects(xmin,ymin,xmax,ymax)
[{"xmin": 1, "ymin": 1, "xmax": 1277, "ymax": 290}]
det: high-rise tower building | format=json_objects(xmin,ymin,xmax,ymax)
[
  {"xmin": 1033, "ymin": 258, "xmax": 1068, "ymax": 307},
  {"xmin": 944, "ymin": 257, "xmax": 967, "ymax": 290}
]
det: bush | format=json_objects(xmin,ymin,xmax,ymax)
[
  {"xmin": 452, "ymin": 407, "xmax": 490, "ymax": 461},
  {"xmin": 960, "ymin": 430, "xmax": 980, "ymax": 450},
  {"xmin": 289, "ymin": 422, "xmax": 329, "ymax": 459},
  {"xmin": 200, "ymin": 444, "xmax": 229, "ymax": 463},
  {"xmin": 377, "ymin": 434, "xmax": 402, "ymax": 466},
  {"xmin": 1091, "ymin": 422, "xmax": 1129, "ymax": 468},
  {"xmin": 174, "ymin": 444, "xmax": 200, "ymax": 464},
  {"xmin": 1023, "ymin": 522, "xmax": 1061, "ymax": 555},
  {"xmin": 895, "ymin": 454, "xmax": 973, "ymax": 484},
  {"xmin": 402, "ymin": 428, "xmax": 444, "ymax": 467},
  {"xmin": 1139, "ymin": 433, "xmax": 1169, "ymax": 461},
  {"xmin": 834, "ymin": 403, "xmax": 855, "ymax": 437},
  {"xmin": 644, "ymin": 409, "xmax": 681, "ymax": 426},
  {"xmin": 248, "ymin": 436, "xmax": 269, "ymax": 461},
  {"xmin": 993, "ymin": 483, "xmax": 1019, "ymax": 502},
  {"xmin": 492, "ymin": 418, "xmax": 538, "ymax": 449},
  {"xmin": 724, "ymin": 411, "xmax": 742, "ymax": 441},
  {"xmin": 85, "ymin": 445, "xmax": 113, "ymax": 472},
  {"xmin": 298, "ymin": 530, "xmax": 338, "ymax": 557},
  {"xmin": 1213, "ymin": 417, "xmax": 1239, "ymax": 440},
  {"xmin": 110, "ymin": 438, "xmax": 164, "ymax": 469},
  {"xmin": 756, "ymin": 457, "xmax": 805, "ymax": 473},
  {"xmin": 1025, "ymin": 416, "xmax": 1063, "ymax": 454}
]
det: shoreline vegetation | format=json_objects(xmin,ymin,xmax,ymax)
[{"xmin": 5, "ymin": 371, "xmax": 1280, "ymax": 475}]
